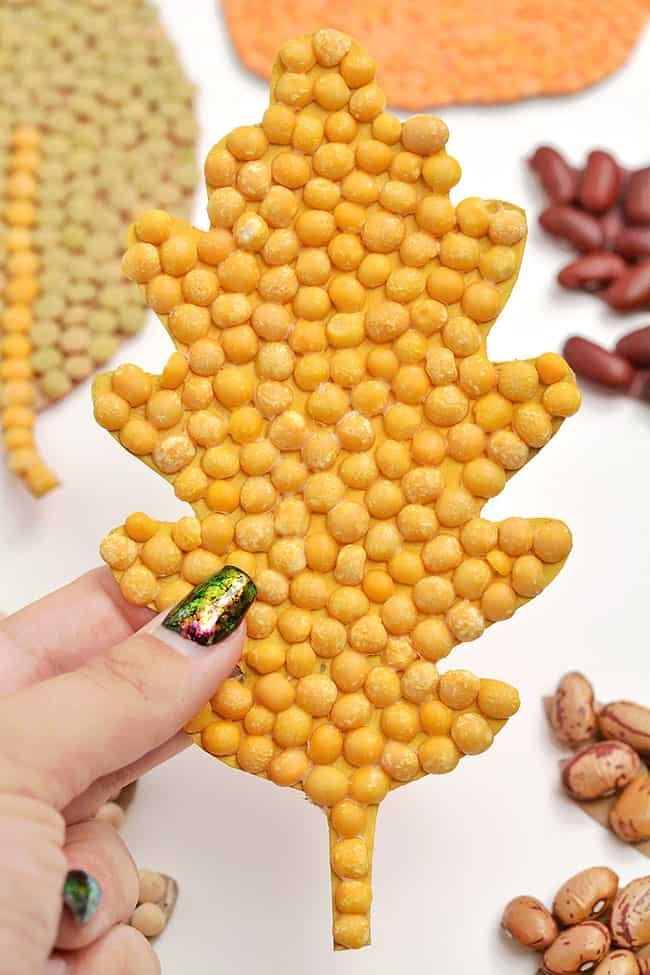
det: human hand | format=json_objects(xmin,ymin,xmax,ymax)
[{"xmin": 0, "ymin": 566, "xmax": 254, "ymax": 975}]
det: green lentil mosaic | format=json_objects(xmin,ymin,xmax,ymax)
[{"xmin": 0, "ymin": 0, "xmax": 197, "ymax": 408}]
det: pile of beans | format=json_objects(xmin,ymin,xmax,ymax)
[
  {"xmin": 502, "ymin": 867, "xmax": 650, "ymax": 974},
  {"xmin": 548, "ymin": 672, "xmax": 650, "ymax": 844},
  {"xmin": 561, "ymin": 327, "xmax": 649, "ymax": 401},
  {"xmin": 529, "ymin": 147, "xmax": 650, "ymax": 311},
  {"xmin": 130, "ymin": 869, "xmax": 177, "ymax": 940}
]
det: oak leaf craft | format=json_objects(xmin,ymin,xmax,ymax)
[{"xmin": 94, "ymin": 30, "xmax": 580, "ymax": 950}]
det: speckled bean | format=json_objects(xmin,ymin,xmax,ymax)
[
  {"xmin": 637, "ymin": 945, "xmax": 650, "ymax": 974},
  {"xmin": 561, "ymin": 741, "xmax": 643, "ymax": 801},
  {"xmin": 593, "ymin": 950, "xmax": 641, "ymax": 975},
  {"xmin": 542, "ymin": 922, "xmax": 611, "ymax": 974},
  {"xmin": 610, "ymin": 878, "xmax": 650, "ymax": 949},
  {"xmin": 550, "ymin": 671, "xmax": 597, "ymax": 746},
  {"xmin": 609, "ymin": 775, "xmax": 650, "ymax": 843},
  {"xmin": 553, "ymin": 868, "xmax": 619, "ymax": 926},
  {"xmin": 501, "ymin": 895, "xmax": 559, "ymax": 950}
]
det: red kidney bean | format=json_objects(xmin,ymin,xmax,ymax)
[
  {"xmin": 615, "ymin": 325, "xmax": 650, "ymax": 366},
  {"xmin": 629, "ymin": 369, "xmax": 650, "ymax": 403},
  {"xmin": 540, "ymin": 205, "xmax": 604, "ymax": 252},
  {"xmin": 601, "ymin": 207, "xmax": 625, "ymax": 250},
  {"xmin": 602, "ymin": 260, "xmax": 650, "ymax": 310},
  {"xmin": 529, "ymin": 146, "xmax": 578, "ymax": 204},
  {"xmin": 558, "ymin": 252, "xmax": 626, "ymax": 291},
  {"xmin": 579, "ymin": 150, "xmax": 622, "ymax": 213},
  {"xmin": 615, "ymin": 226, "xmax": 650, "ymax": 260},
  {"xmin": 563, "ymin": 336, "xmax": 635, "ymax": 389},
  {"xmin": 624, "ymin": 168, "xmax": 650, "ymax": 224}
]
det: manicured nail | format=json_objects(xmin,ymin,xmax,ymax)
[
  {"xmin": 162, "ymin": 566, "xmax": 256, "ymax": 647},
  {"xmin": 63, "ymin": 870, "xmax": 102, "ymax": 926}
]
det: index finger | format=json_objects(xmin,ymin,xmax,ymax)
[
  {"xmin": 0, "ymin": 568, "xmax": 152, "ymax": 695},
  {"xmin": 0, "ymin": 567, "xmax": 254, "ymax": 810}
]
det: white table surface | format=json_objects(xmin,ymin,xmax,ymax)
[{"xmin": 2, "ymin": 3, "xmax": 650, "ymax": 971}]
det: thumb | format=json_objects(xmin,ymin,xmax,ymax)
[{"xmin": 0, "ymin": 567, "xmax": 255, "ymax": 811}]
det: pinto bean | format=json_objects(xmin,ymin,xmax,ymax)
[
  {"xmin": 610, "ymin": 878, "xmax": 650, "ymax": 949},
  {"xmin": 543, "ymin": 922, "xmax": 611, "ymax": 974},
  {"xmin": 550, "ymin": 672, "xmax": 597, "ymax": 746},
  {"xmin": 561, "ymin": 741, "xmax": 643, "ymax": 801},
  {"xmin": 502, "ymin": 895, "xmax": 559, "ymax": 950},
  {"xmin": 594, "ymin": 950, "xmax": 641, "ymax": 975},
  {"xmin": 610, "ymin": 774, "xmax": 650, "ymax": 843},
  {"xmin": 553, "ymin": 867, "xmax": 619, "ymax": 926},
  {"xmin": 637, "ymin": 945, "xmax": 650, "ymax": 973}
]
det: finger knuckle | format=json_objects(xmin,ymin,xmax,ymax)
[
  {"xmin": 85, "ymin": 642, "xmax": 155, "ymax": 708},
  {"xmin": 113, "ymin": 923, "xmax": 161, "ymax": 973}
]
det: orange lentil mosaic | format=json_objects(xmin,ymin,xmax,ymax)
[
  {"xmin": 1, "ymin": 127, "xmax": 58, "ymax": 496},
  {"xmin": 95, "ymin": 30, "xmax": 580, "ymax": 950},
  {"xmin": 221, "ymin": 0, "xmax": 650, "ymax": 109},
  {"xmin": 0, "ymin": 0, "xmax": 196, "ymax": 412}
]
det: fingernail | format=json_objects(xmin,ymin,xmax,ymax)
[
  {"xmin": 62, "ymin": 870, "xmax": 102, "ymax": 926},
  {"xmin": 161, "ymin": 566, "xmax": 256, "ymax": 648}
]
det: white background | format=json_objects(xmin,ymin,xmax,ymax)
[{"xmin": 2, "ymin": 3, "xmax": 650, "ymax": 971}]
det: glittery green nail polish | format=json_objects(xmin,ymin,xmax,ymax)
[
  {"xmin": 63, "ymin": 870, "xmax": 102, "ymax": 926},
  {"xmin": 163, "ymin": 566, "xmax": 256, "ymax": 646}
]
